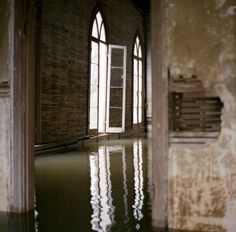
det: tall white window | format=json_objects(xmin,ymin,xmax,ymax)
[
  {"xmin": 133, "ymin": 36, "xmax": 143, "ymax": 125},
  {"xmin": 89, "ymin": 11, "xmax": 107, "ymax": 131},
  {"xmin": 89, "ymin": 11, "xmax": 127, "ymax": 134}
]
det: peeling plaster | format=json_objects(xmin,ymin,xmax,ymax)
[
  {"xmin": 0, "ymin": 98, "xmax": 10, "ymax": 211},
  {"xmin": 167, "ymin": 0, "xmax": 236, "ymax": 231},
  {"xmin": 222, "ymin": 6, "xmax": 236, "ymax": 16},
  {"xmin": 215, "ymin": 0, "xmax": 227, "ymax": 9}
]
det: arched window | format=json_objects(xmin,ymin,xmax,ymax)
[
  {"xmin": 89, "ymin": 11, "xmax": 107, "ymax": 132},
  {"xmin": 133, "ymin": 36, "xmax": 143, "ymax": 125},
  {"xmin": 89, "ymin": 10, "xmax": 127, "ymax": 134}
]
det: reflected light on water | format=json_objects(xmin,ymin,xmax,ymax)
[
  {"xmin": 31, "ymin": 138, "xmax": 152, "ymax": 232},
  {"xmin": 90, "ymin": 147, "xmax": 115, "ymax": 232},
  {"xmin": 133, "ymin": 140, "xmax": 144, "ymax": 224},
  {"xmin": 90, "ymin": 141, "xmax": 146, "ymax": 231}
]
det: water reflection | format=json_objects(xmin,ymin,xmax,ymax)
[
  {"xmin": 133, "ymin": 140, "xmax": 144, "ymax": 226},
  {"xmin": 34, "ymin": 138, "xmax": 151, "ymax": 232},
  {"xmin": 89, "ymin": 140, "xmax": 147, "ymax": 231},
  {"xmin": 90, "ymin": 147, "xmax": 115, "ymax": 231}
]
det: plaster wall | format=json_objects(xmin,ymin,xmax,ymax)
[
  {"xmin": 167, "ymin": 0, "xmax": 236, "ymax": 231},
  {"xmin": 0, "ymin": 98, "xmax": 10, "ymax": 211},
  {"xmin": 0, "ymin": 0, "xmax": 9, "ymax": 84},
  {"xmin": 0, "ymin": 0, "xmax": 11, "ymax": 212}
]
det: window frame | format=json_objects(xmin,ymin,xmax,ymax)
[
  {"xmin": 88, "ymin": 9, "xmax": 108, "ymax": 134},
  {"xmin": 132, "ymin": 34, "xmax": 144, "ymax": 127}
]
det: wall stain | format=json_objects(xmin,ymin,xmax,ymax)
[{"xmin": 194, "ymin": 223, "xmax": 227, "ymax": 232}]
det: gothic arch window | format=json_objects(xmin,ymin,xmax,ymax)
[
  {"xmin": 89, "ymin": 10, "xmax": 127, "ymax": 134},
  {"xmin": 133, "ymin": 36, "xmax": 143, "ymax": 125},
  {"xmin": 89, "ymin": 11, "xmax": 107, "ymax": 132}
]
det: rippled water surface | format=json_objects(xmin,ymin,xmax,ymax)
[{"xmin": 35, "ymin": 137, "xmax": 152, "ymax": 232}]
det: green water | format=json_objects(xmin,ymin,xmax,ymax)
[
  {"xmin": 35, "ymin": 138, "xmax": 152, "ymax": 232},
  {"xmin": 0, "ymin": 137, "xmax": 195, "ymax": 232}
]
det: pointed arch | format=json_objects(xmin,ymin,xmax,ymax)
[
  {"xmin": 89, "ymin": 9, "xmax": 107, "ymax": 132},
  {"xmin": 133, "ymin": 33, "xmax": 143, "ymax": 125}
]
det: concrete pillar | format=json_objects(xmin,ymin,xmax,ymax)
[{"xmin": 0, "ymin": 0, "xmax": 35, "ymax": 213}]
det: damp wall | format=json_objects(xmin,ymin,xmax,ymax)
[
  {"xmin": 167, "ymin": 0, "xmax": 236, "ymax": 231},
  {"xmin": 0, "ymin": 98, "xmax": 10, "ymax": 211},
  {"xmin": 0, "ymin": 0, "xmax": 11, "ymax": 211}
]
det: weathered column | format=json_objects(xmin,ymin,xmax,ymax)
[
  {"xmin": 0, "ymin": 0, "xmax": 35, "ymax": 213},
  {"xmin": 151, "ymin": 0, "xmax": 169, "ymax": 228},
  {"xmin": 0, "ymin": 0, "xmax": 11, "ymax": 212}
]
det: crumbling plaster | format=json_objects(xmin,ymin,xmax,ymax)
[
  {"xmin": 0, "ymin": 98, "xmax": 10, "ymax": 211},
  {"xmin": 0, "ymin": 0, "xmax": 9, "ymax": 84},
  {"xmin": 0, "ymin": 0, "xmax": 12, "ymax": 212},
  {"xmin": 166, "ymin": 0, "xmax": 236, "ymax": 231}
]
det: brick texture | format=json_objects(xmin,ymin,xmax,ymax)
[{"xmin": 38, "ymin": 0, "xmax": 145, "ymax": 143}]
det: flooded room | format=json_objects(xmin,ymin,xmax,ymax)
[{"xmin": 0, "ymin": 0, "xmax": 236, "ymax": 231}]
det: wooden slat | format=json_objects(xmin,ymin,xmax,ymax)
[
  {"xmin": 169, "ymin": 76, "xmax": 223, "ymax": 145},
  {"xmin": 177, "ymin": 114, "xmax": 221, "ymax": 119},
  {"xmin": 170, "ymin": 131, "xmax": 219, "ymax": 138},
  {"xmin": 177, "ymin": 108, "xmax": 222, "ymax": 114},
  {"xmin": 170, "ymin": 137, "xmax": 217, "ymax": 144}
]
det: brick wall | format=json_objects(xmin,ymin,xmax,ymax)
[{"xmin": 37, "ymin": 0, "xmax": 145, "ymax": 143}]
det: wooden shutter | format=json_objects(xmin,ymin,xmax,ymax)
[
  {"xmin": 106, "ymin": 45, "xmax": 127, "ymax": 133},
  {"xmin": 169, "ymin": 75, "xmax": 223, "ymax": 146}
]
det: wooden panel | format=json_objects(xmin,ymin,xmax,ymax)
[{"xmin": 169, "ymin": 75, "xmax": 223, "ymax": 145}]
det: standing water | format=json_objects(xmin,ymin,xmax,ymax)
[{"xmin": 35, "ymin": 138, "xmax": 153, "ymax": 232}]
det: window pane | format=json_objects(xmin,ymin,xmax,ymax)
[
  {"xmin": 134, "ymin": 74, "xmax": 138, "ymax": 97},
  {"xmin": 96, "ymin": 12, "xmax": 103, "ymax": 30},
  {"xmin": 110, "ymin": 88, "xmax": 123, "ymax": 108},
  {"xmin": 90, "ymin": 85, "xmax": 98, "ymax": 107},
  {"xmin": 111, "ymin": 48, "xmax": 124, "ymax": 67},
  {"xmin": 91, "ymin": 41, "xmax": 98, "ymax": 64},
  {"xmin": 133, "ymin": 90, "xmax": 138, "ymax": 108},
  {"xmin": 138, "ymin": 107, "xmax": 142, "ymax": 123},
  {"xmin": 138, "ymin": 92, "xmax": 142, "ymax": 108},
  {"xmin": 98, "ymin": 42, "xmax": 107, "ymax": 133},
  {"xmin": 133, "ymin": 59, "xmax": 138, "ymax": 76},
  {"xmin": 136, "ymin": 37, "xmax": 140, "ymax": 49},
  {"xmin": 139, "ymin": 75, "xmax": 142, "ymax": 92},
  {"xmin": 99, "ymin": 42, "xmax": 107, "ymax": 82},
  {"xmin": 100, "ymin": 24, "xmax": 106, "ymax": 42},
  {"xmin": 139, "ymin": 61, "xmax": 142, "ymax": 77},
  {"xmin": 134, "ymin": 43, "xmax": 137, "ymax": 56},
  {"xmin": 91, "ymin": 63, "xmax": 98, "ymax": 85},
  {"xmin": 139, "ymin": 47, "xmax": 142, "ymax": 58},
  {"xmin": 90, "ymin": 106, "xmax": 98, "ymax": 129},
  {"xmin": 133, "ymin": 107, "xmax": 137, "ymax": 124},
  {"xmin": 110, "ymin": 68, "xmax": 123, "ymax": 87},
  {"xmin": 92, "ymin": 20, "xmax": 98, "ymax": 38},
  {"xmin": 109, "ymin": 108, "xmax": 122, "ymax": 127}
]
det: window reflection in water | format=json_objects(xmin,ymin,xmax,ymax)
[
  {"xmin": 133, "ymin": 140, "xmax": 144, "ymax": 226},
  {"xmin": 90, "ymin": 147, "xmax": 115, "ymax": 232},
  {"xmin": 90, "ymin": 140, "xmax": 145, "ymax": 231}
]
